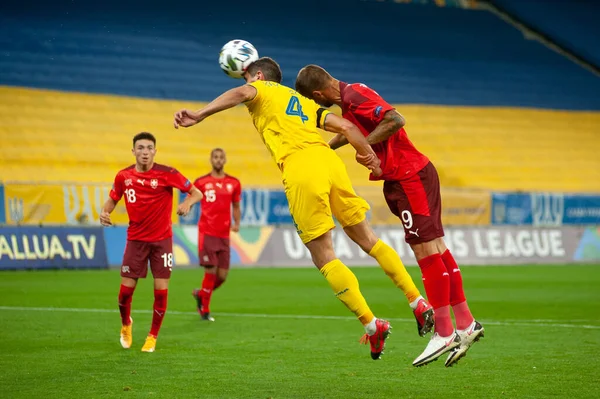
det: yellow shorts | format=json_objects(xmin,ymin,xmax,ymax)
[{"xmin": 282, "ymin": 146, "xmax": 370, "ymax": 244}]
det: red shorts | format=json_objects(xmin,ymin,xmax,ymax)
[
  {"xmin": 121, "ymin": 237, "xmax": 173, "ymax": 279},
  {"xmin": 198, "ymin": 233, "xmax": 230, "ymax": 269},
  {"xmin": 383, "ymin": 162, "xmax": 444, "ymax": 244}
]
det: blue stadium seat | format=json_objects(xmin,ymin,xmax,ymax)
[{"xmin": 1, "ymin": 0, "xmax": 599, "ymax": 110}]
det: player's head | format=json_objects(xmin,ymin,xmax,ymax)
[
  {"xmin": 295, "ymin": 65, "xmax": 336, "ymax": 107},
  {"xmin": 243, "ymin": 57, "xmax": 282, "ymax": 84},
  {"xmin": 210, "ymin": 148, "xmax": 226, "ymax": 172},
  {"xmin": 132, "ymin": 132, "xmax": 157, "ymax": 168}
]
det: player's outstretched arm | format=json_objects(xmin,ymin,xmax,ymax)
[
  {"xmin": 323, "ymin": 114, "xmax": 382, "ymax": 176},
  {"xmin": 177, "ymin": 186, "xmax": 203, "ymax": 216},
  {"xmin": 174, "ymin": 85, "xmax": 258, "ymax": 129},
  {"xmin": 366, "ymin": 110, "xmax": 405, "ymax": 145},
  {"xmin": 100, "ymin": 198, "xmax": 117, "ymax": 226}
]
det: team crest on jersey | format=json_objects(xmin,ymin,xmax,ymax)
[
  {"xmin": 206, "ymin": 183, "xmax": 213, "ymax": 189},
  {"xmin": 124, "ymin": 179, "xmax": 133, "ymax": 187},
  {"xmin": 226, "ymin": 183, "xmax": 233, "ymax": 192},
  {"xmin": 151, "ymin": 179, "xmax": 159, "ymax": 189}
]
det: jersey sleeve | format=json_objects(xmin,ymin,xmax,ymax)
[
  {"xmin": 316, "ymin": 107, "xmax": 331, "ymax": 129},
  {"xmin": 167, "ymin": 169, "xmax": 193, "ymax": 193},
  {"xmin": 193, "ymin": 178, "xmax": 203, "ymax": 192},
  {"xmin": 299, "ymin": 95, "xmax": 331, "ymax": 130},
  {"xmin": 246, "ymin": 81, "xmax": 265, "ymax": 106},
  {"xmin": 109, "ymin": 172, "xmax": 124, "ymax": 202},
  {"xmin": 352, "ymin": 84, "xmax": 396, "ymax": 125},
  {"xmin": 232, "ymin": 180, "xmax": 242, "ymax": 203}
]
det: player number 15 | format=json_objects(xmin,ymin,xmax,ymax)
[{"xmin": 204, "ymin": 189, "xmax": 216, "ymax": 203}]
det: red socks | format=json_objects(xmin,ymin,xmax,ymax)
[
  {"xmin": 441, "ymin": 250, "xmax": 474, "ymax": 330},
  {"xmin": 149, "ymin": 289, "xmax": 168, "ymax": 338},
  {"xmin": 119, "ymin": 285, "xmax": 171, "ymax": 338},
  {"xmin": 417, "ymin": 254, "xmax": 453, "ymax": 337},
  {"xmin": 200, "ymin": 273, "xmax": 217, "ymax": 314},
  {"xmin": 118, "ymin": 284, "xmax": 135, "ymax": 326}
]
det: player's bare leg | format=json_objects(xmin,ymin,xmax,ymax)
[
  {"xmin": 193, "ymin": 266, "xmax": 217, "ymax": 321},
  {"xmin": 214, "ymin": 267, "xmax": 229, "ymax": 290},
  {"xmin": 433, "ymin": 239, "xmax": 484, "ymax": 366},
  {"xmin": 343, "ymin": 219, "xmax": 434, "ymax": 337},
  {"xmin": 142, "ymin": 278, "xmax": 169, "ymax": 352},
  {"xmin": 306, "ymin": 230, "xmax": 391, "ymax": 360},
  {"xmin": 118, "ymin": 276, "xmax": 137, "ymax": 349}
]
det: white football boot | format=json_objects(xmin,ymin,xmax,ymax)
[
  {"xmin": 412, "ymin": 331, "xmax": 461, "ymax": 367},
  {"xmin": 445, "ymin": 320, "xmax": 485, "ymax": 367}
]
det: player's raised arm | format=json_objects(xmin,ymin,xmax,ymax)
[
  {"xmin": 174, "ymin": 85, "xmax": 257, "ymax": 129},
  {"xmin": 323, "ymin": 113, "xmax": 382, "ymax": 176}
]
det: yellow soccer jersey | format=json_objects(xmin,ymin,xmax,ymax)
[{"xmin": 245, "ymin": 80, "xmax": 331, "ymax": 169}]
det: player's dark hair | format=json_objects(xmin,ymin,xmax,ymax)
[
  {"xmin": 133, "ymin": 132, "xmax": 156, "ymax": 147},
  {"xmin": 211, "ymin": 148, "xmax": 225, "ymax": 156},
  {"xmin": 246, "ymin": 57, "xmax": 282, "ymax": 83},
  {"xmin": 295, "ymin": 65, "xmax": 332, "ymax": 99}
]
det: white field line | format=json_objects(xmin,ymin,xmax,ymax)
[{"xmin": 0, "ymin": 305, "xmax": 599, "ymax": 330}]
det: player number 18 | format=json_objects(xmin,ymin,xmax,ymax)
[
  {"xmin": 124, "ymin": 189, "xmax": 136, "ymax": 203},
  {"xmin": 161, "ymin": 253, "xmax": 173, "ymax": 268}
]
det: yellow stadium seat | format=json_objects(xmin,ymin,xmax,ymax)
[{"xmin": 0, "ymin": 86, "xmax": 599, "ymax": 193}]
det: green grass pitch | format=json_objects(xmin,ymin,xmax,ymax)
[{"xmin": 1, "ymin": 265, "xmax": 599, "ymax": 398}]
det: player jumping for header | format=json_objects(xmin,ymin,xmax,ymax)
[
  {"xmin": 296, "ymin": 65, "xmax": 484, "ymax": 367},
  {"xmin": 174, "ymin": 57, "xmax": 433, "ymax": 360}
]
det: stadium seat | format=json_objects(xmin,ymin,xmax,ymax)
[
  {"xmin": 1, "ymin": 86, "xmax": 598, "ymax": 192},
  {"xmin": 0, "ymin": 0, "xmax": 599, "ymax": 193}
]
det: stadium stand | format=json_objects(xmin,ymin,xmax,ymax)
[
  {"xmin": 0, "ymin": 0, "xmax": 599, "ymax": 192},
  {"xmin": 490, "ymin": 0, "xmax": 600, "ymax": 68}
]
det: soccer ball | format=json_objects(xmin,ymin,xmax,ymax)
[{"xmin": 218, "ymin": 40, "xmax": 259, "ymax": 79}]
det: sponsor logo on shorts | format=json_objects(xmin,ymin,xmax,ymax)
[
  {"xmin": 409, "ymin": 228, "xmax": 419, "ymax": 237},
  {"xmin": 203, "ymin": 255, "xmax": 210, "ymax": 262},
  {"xmin": 122, "ymin": 265, "xmax": 130, "ymax": 273}
]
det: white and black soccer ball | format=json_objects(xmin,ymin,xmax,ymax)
[{"xmin": 218, "ymin": 40, "xmax": 259, "ymax": 79}]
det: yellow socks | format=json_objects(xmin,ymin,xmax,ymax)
[
  {"xmin": 320, "ymin": 259, "xmax": 374, "ymax": 325},
  {"xmin": 369, "ymin": 239, "xmax": 421, "ymax": 303}
]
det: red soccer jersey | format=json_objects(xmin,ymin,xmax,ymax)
[
  {"xmin": 339, "ymin": 82, "xmax": 430, "ymax": 181},
  {"xmin": 193, "ymin": 174, "xmax": 242, "ymax": 238},
  {"xmin": 109, "ymin": 163, "xmax": 193, "ymax": 242}
]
